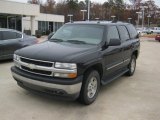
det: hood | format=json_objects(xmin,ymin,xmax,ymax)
[{"xmin": 15, "ymin": 41, "xmax": 98, "ymax": 63}]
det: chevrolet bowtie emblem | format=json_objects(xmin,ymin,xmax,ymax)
[{"xmin": 28, "ymin": 64, "xmax": 36, "ymax": 69}]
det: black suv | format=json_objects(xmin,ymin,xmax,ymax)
[{"xmin": 11, "ymin": 21, "xmax": 140, "ymax": 105}]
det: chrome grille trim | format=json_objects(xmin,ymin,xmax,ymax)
[
  {"xmin": 14, "ymin": 56, "xmax": 77, "ymax": 77},
  {"xmin": 21, "ymin": 66, "xmax": 52, "ymax": 76},
  {"xmin": 20, "ymin": 56, "xmax": 54, "ymax": 64}
]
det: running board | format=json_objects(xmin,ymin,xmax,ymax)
[{"xmin": 101, "ymin": 68, "xmax": 129, "ymax": 85}]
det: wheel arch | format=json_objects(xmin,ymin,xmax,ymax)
[
  {"xmin": 132, "ymin": 50, "xmax": 139, "ymax": 59},
  {"xmin": 84, "ymin": 63, "xmax": 103, "ymax": 80}
]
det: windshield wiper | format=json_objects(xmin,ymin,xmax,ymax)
[
  {"xmin": 66, "ymin": 40, "xmax": 87, "ymax": 44},
  {"xmin": 49, "ymin": 38, "xmax": 64, "ymax": 42}
]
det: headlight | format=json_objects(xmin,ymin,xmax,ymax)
[
  {"xmin": 13, "ymin": 54, "xmax": 20, "ymax": 68},
  {"xmin": 55, "ymin": 62, "xmax": 77, "ymax": 69},
  {"xmin": 54, "ymin": 62, "xmax": 77, "ymax": 78},
  {"xmin": 14, "ymin": 54, "xmax": 20, "ymax": 61}
]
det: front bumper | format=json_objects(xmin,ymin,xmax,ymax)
[{"xmin": 11, "ymin": 66, "xmax": 82, "ymax": 100}]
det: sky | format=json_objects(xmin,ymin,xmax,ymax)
[{"xmin": 6, "ymin": 0, "xmax": 160, "ymax": 6}]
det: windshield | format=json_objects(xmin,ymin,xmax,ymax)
[{"xmin": 50, "ymin": 24, "xmax": 104, "ymax": 45}]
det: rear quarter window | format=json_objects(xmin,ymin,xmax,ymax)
[
  {"xmin": 126, "ymin": 24, "xmax": 138, "ymax": 39},
  {"xmin": 118, "ymin": 25, "xmax": 130, "ymax": 42}
]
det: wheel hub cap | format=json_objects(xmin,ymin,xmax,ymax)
[
  {"xmin": 87, "ymin": 77, "xmax": 98, "ymax": 99},
  {"xmin": 131, "ymin": 59, "xmax": 135, "ymax": 73}
]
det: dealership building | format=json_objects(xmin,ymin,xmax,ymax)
[{"xmin": 0, "ymin": 0, "xmax": 64, "ymax": 35}]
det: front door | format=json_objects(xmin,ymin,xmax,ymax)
[{"xmin": 103, "ymin": 26, "xmax": 124, "ymax": 80}]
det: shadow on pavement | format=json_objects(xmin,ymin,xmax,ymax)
[
  {"xmin": 0, "ymin": 59, "xmax": 13, "ymax": 64},
  {"xmin": 15, "ymin": 76, "xmax": 128, "ymax": 107}
]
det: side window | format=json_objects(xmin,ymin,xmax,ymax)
[
  {"xmin": 118, "ymin": 26, "xmax": 130, "ymax": 42},
  {"xmin": 2, "ymin": 31, "xmax": 17, "ymax": 40},
  {"xmin": 107, "ymin": 26, "xmax": 120, "ymax": 42},
  {"xmin": 0, "ymin": 31, "xmax": 2, "ymax": 40},
  {"xmin": 16, "ymin": 33, "xmax": 22, "ymax": 38},
  {"xmin": 126, "ymin": 24, "xmax": 138, "ymax": 39}
]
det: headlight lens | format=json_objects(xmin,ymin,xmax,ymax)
[
  {"xmin": 14, "ymin": 54, "xmax": 20, "ymax": 61},
  {"xmin": 54, "ymin": 62, "xmax": 77, "ymax": 78},
  {"xmin": 55, "ymin": 62, "xmax": 77, "ymax": 69},
  {"xmin": 13, "ymin": 54, "xmax": 20, "ymax": 68}
]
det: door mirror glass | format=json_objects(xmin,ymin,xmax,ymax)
[{"xmin": 108, "ymin": 39, "xmax": 121, "ymax": 46}]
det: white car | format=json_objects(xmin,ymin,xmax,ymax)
[
  {"xmin": 150, "ymin": 27, "xmax": 160, "ymax": 34},
  {"xmin": 136, "ymin": 28, "xmax": 143, "ymax": 34},
  {"xmin": 136, "ymin": 28, "xmax": 145, "ymax": 36}
]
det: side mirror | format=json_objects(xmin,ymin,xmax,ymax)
[
  {"xmin": 108, "ymin": 39, "xmax": 121, "ymax": 46},
  {"xmin": 48, "ymin": 32, "xmax": 55, "ymax": 40}
]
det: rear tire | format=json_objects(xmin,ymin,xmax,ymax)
[
  {"xmin": 126, "ymin": 55, "xmax": 136, "ymax": 76},
  {"xmin": 79, "ymin": 70, "xmax": 100, "ymax": 105}
]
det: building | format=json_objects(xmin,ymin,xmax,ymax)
[{"xmin": 0, "ymin": 0, "xmax": 64, "ymax": 35}]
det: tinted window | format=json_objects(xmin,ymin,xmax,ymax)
[
  {"xmin": 2, "ymin": 31, "xmax": 17, "ymax": 40},
  {"xmin": 126, "ymin": 24, "xmax": 138, "ymax": 39},
  {"xmin": 107, "ymin": 26, "xmax": 120, "ymax": 42},
  {"xmin": 0, "ymin": 31, "xmax": 2, "ymax": 40},
  {"xmin": 51, "ymin": 24, "xmax": 104, "ymax": 45},
  {"xmin": 118, "ymin": 26, "xmax": 130, "ymax": 42}
]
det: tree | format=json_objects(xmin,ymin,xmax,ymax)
[
  {"xmin": 90, "ymin": 3, "xmax": 103, "ymax": 20},
  {"xmin": 66, "ymin": 0, "xmax": 79, "ymax": 14},
  {"xmin": 79, "ymin": 1, "xmax": 86, "ymax": 10},
  {"xmin": 45, "ymin": 0, "xmax": 56, "ymax": 14},
  {"xmin": 103, "ymin": 0, "xmax": 115, "ymax": 20},
  {"xmin": 129, "ymin": 0, "xmax": 142, "ymax": 9},
  {"xmin": 114, "ymin": 0, "xmax": 125, "ymax": 20}
]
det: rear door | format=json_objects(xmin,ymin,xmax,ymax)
[
  {"xmin": 117, "ymin": 25, "xmax": 132, "ymax": 66},
  {"xmin": 1, "ymin": 30, "xmax": 23, "ymax": 56}
]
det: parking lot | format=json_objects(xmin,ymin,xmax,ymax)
[{"xmin": 0, "ymin": 38, "xmax": 160, "ymax": 120}]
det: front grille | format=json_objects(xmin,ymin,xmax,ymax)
[
  {"xmin": 21, "ymin": 57, "xmax": 53, "ymax": 67},
  {"xmin": 15, "ymin": 56, "xmax": 75, "ymax": 77},
  {"xmin": 21, "ymin": 66, "xmax": 52, "ymax": 76}
]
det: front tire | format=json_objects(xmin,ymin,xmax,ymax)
[
  {"xmin": 126, "ymin": 55, "xmax": 136, "ymax": 76},
  {"xmin": 79, "ymin": 70, "xmax": 100, "ymax": 105}
]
